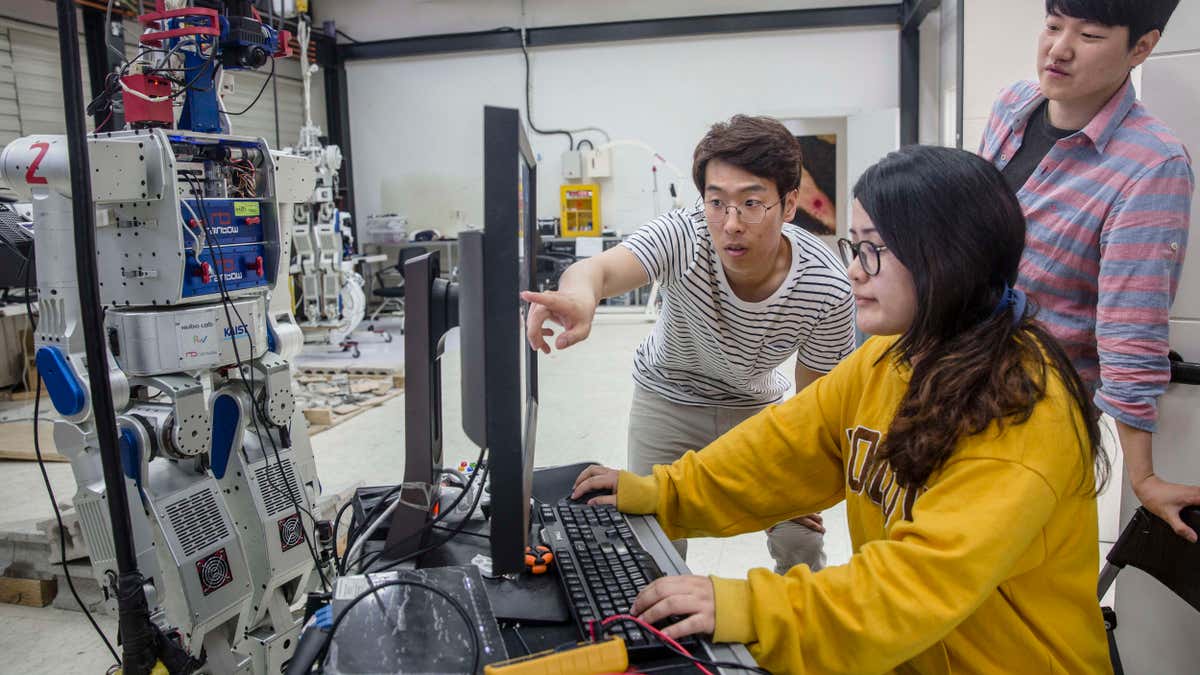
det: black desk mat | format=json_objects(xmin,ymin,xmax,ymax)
[{"xmin": 325, "ymin": 566, "xmax": 509, "ymax": 674}]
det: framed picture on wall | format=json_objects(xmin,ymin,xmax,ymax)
[{"xmin": 790, "ymin": 134, "xmax": 838, "ymax": 236}]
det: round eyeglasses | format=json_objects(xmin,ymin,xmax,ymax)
[
  {"xmin": 837, "ymin": 238, "xmax": 889, "ymax": 276},
  {"xmin": 702, "ymin": 198, "xmax": 783, "ymax": 226}
]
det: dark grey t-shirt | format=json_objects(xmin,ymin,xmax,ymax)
[{"xmin": 1001, "ymin": 100, "xmax": 1078, "ymax": 195}]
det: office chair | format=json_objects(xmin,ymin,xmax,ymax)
[
  {"xmin": 368, "ymin": 246, "xmax": 427, "ymax": 323},
  {"xmin": 1096, "ymin": 505, "xmax": 1200, "ymax": 674}
]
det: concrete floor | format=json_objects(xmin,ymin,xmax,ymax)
[{"xmin": 0, "ymin": 310, "xmax": 852, "ymax": 672}]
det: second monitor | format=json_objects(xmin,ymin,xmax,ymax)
[{"xmin": 389, "ymin": 104, "xmax": 539, "ymax": 575}]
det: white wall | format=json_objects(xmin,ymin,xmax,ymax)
[
  {"xmin": 912, "ymin": 1, "xmax": 962, "ymax": 148},
  {"xmin": 346, "ymin": 26, "xmax": 899, "ymax": 236},
  {"xmin": 961, "ymin": 0, "xmax": 1044, "ymax": 151},
  {"xmin": 938, "ymin": 0, "xmax": 961, "ymax": 147},
  {"xmin": 918, "ymin": 8, "xmax": 941, "ymax": 145},
  {"xmin": 316, "ymin": 0, "xmax": 899, "ymax": 43},
  {"xmin": 1155, "ymin": 4, "xmax": 1200, "ymax": 56}
]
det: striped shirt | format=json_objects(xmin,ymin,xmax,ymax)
[
  {"xmin": 621, "ymin": 205, "xmax": 855, "ymax": 408},
  {"xmin": 979, "ymin": 79, "xmax": 1194, "ymax": 431}
]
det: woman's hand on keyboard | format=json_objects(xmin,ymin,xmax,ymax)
[
  {"xmin": 571, "ymin": 465, "xmax": 619, "ymax": 506},
  {"xmin": 631, "ymin": 575, "xmax": 715, "ymax": 640}
]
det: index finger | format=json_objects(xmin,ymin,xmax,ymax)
[
  {"xmin": 521, "ymin": 290, "xmax": 569, "ymax": 313},
  {"xmin": 570, "ymin": 474, "xmax": 616, "ymax": 500}
]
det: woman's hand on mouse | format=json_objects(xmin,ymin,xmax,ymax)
[{"xmin": 571, "ymin": 465, "xmax": 619, "ymax": 506}]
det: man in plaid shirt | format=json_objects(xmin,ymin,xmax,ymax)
[{"xmin": 979, "ymin": 0, "xmax": 1198, "ymax": 540}]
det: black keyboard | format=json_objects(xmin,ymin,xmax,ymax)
[{"xmin": 539, "ymin": 501, "xmax": 699, "ymax": 654}]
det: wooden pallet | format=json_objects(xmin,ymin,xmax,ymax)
[
  {"xmin": 0, "ymin": 420, "xmax": 65, "ymax": 462},
  {"xmin": 303, "ymin": 389, "xmax": 402, "ymax": 436},
  {"xmin": 297, "ymin": 365, "xmax": 405, "ymax": 390},
  {"xmin": 0, "ymin": 575, "xmax": 57, "ymax": 608}
]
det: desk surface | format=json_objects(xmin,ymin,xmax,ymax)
[{"xmin": 348, "ymin": 462, "xmax": 759, "ymax": 674}]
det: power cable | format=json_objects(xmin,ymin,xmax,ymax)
[
  {"xmin": 518, "ymin": 29, "xmax": 573, "ymax": 150},
  {"xmin": 224, "ymin": 56, "xmax": 275, "ymax": 116},
  {"xmin": 344, "ymin": 447, "xmax": 488, "ymax": 574},
  {"xmin": 183, "ymin": 173, "xmax": 330, "ymax": 591},
  {"xmin": 362, "ymin": 462, "xmax": 491, "ymax": 574},
  {"xmin": 24, "ymin": 251, "xmax": 122, "ymax": 669}
]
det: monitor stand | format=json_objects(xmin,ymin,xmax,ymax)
[{"xmin": 381, "ymin": 251, "xmax": 458, "ymax": 564}]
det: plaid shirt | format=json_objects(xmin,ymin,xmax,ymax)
[{"xmin": 980, "ymin": 79, "xmax": 1193, "ymax": 432}]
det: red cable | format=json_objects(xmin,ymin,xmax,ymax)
[
  {"xmin": 97, "ymin": 107, "xmax": 114, "ymax": 133},
  {"xmin": 594, "ymin": 614, "xmax": 714, "ymax": 675}
]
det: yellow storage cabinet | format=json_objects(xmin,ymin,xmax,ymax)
[{"xmin": 560, "ymin": 184, "xmax": 601, "ymax": 237}]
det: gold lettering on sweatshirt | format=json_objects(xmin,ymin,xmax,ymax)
[
  {"xmin": 846, "ymin": 426, "xmax": 881, "ymax": 492},
  {"xmin": 844, "ymin": 425, "xmax": 921, "ymax": 524}
]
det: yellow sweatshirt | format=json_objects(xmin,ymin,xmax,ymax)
[{"xmin": 617, "ymin": 336, "xmax": 1111, "ymax": 674}]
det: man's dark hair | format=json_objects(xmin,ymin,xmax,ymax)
[
  {"xmin": 692, "ymin": 115, "xmax": 803, "ymax": 198},
  {"xmin": 1046, "ymin": 0, "xmax": 1180, "ymax": 48}
]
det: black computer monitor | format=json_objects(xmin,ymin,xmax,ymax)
[
  {"xmin": 459, "ymin": 105, "xmax": 539, "ymax": 575},
  {"xmin": 381, "ymin": 106, "xmax": 537, "ymax": 574}
]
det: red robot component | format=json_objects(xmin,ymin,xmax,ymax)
[
  {"xmin": 120, "ymin": 74, "xmax": 174, "ymax": 128},
  {"xmin": 137, "ymin": 3, "xmax": 220, "ymax": 47}
]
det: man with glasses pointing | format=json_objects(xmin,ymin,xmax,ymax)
[{"xmin": 522, "ymin": 115, "xmax": 855, "ymax": 572}]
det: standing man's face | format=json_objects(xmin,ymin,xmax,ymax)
[
  {"xmin": 1037, "ymin": 12, "xmax": 1157, "ymax": 107},
  {"xmin": 702, "ymin": 159, "xmax": 797, "ymax": 279}
]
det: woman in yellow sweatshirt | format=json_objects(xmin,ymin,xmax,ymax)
[{"xmin": 572, "ymin": 145, "xmax": 1113, "ymax": 674}]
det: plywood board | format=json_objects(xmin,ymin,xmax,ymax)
[{"xmin": 0, "ymin": 420, "xmax": 64, "ymax": 462}]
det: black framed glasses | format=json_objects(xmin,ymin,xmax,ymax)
[
  {"xmin": 837, "ymin": 238, "xmax": 888, "ymax": 276},
  {"xmin": 702, "ymin": 197, "xmax": 783, "ymax": 225}
]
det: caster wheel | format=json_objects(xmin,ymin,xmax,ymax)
[
  {"xmin": 384, "ymin": 332, "xmax": 393, "ymax": 343},
  {"xmin": 352, "ymin": 347, "xmax": 361, "ymax": 358}
]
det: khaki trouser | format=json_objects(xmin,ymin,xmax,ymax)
[{"xmin": 627, "ymin": 384, "xmax": 826, "ymax": 574}]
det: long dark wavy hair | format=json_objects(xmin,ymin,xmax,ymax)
[{"xmin": 854, "ymin": 146, "xmax": 1108, "ymax": 493}]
